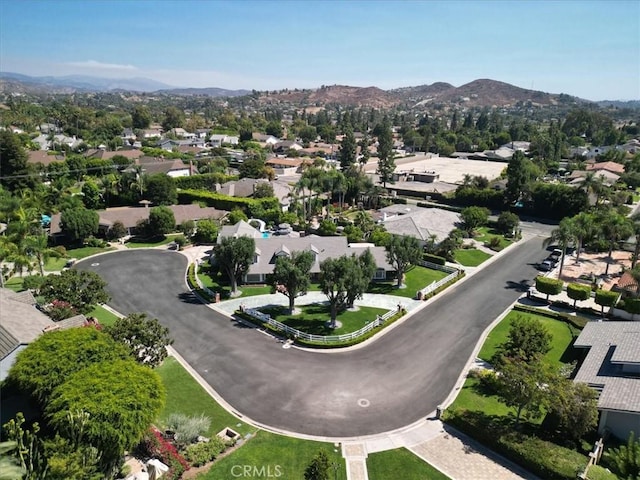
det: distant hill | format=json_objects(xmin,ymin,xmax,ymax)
[
  {"xmin": 157, "ymin": 87, "xmax": 250, "ymax": 97},
  {"xmin": 0, "ymin": 72, "xmax": 175, "ymax": 93},
  {"xmin": 257, "ymin": 85, "xmax": 397, "ymax": 108}
]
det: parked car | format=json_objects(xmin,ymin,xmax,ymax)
[
  {"xmin": 549, "ymin": 249, "xmax": 563, "ymax": 260},
  {"xmin": 538, "ymin": 260, "xmax": 554, "ymax": 271}
]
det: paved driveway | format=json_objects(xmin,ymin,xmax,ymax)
[{"xmin": 78, "ymin": 237, "xmax": 546, "ymax": 438}]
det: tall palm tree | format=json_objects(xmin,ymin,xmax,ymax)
[
  {"xmin": 600, "ymin": 212, "xmax": 634, "ymax": 276},
  {"xmin": 0, "ymin": 238, "xmax": 18, "ymax": 288},
  {"xmin": 25, "ymin": 233, "xmax": 61, "ymax": 277},
  {"xmin": 571, "ymin": 211, "xmax": 596, "ymax": 264},
  {"xmin": 547, "ymin": 217, "xmax": 576, "ymax": 278}
]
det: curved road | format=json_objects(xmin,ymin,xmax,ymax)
[{"xmin": 79, "ymin": 237, "xmax": 546, "ymax": 437}]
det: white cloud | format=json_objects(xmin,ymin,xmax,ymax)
[{"xmin": 64, "ymin": 60, "xmax": 138, "ymax": 71}]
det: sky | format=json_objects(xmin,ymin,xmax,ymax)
[{"xmin": 1, "ymin": 0, "xmax": 639, "ymax": 101}]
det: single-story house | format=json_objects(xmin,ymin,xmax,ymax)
[
  {"xmin": 568, "ymin": 169, "xmax": 620, "ymax": 187},
  {"xmin": 586, "ymin": 161, "xmax": 625, "ymax": 176},
  {"xmin": 0, "ymin": 288, "xmax": 89, "ymax": 380},
  {"xmin": 85, "ymin": 149, "xmax": 144, "ymax": 162},
  {"xmin": 273, "ymin": 141, "xmax": 303, "ymax": 155},
  {"xmin": 252, "ymin": 133, "xmax": 280, "ymax": 146},
  {"xmin": 266, "ymin": 157, "xmax": 310, "ymax": 175},
  {"xmin": 209, "ymin": 134, "xmax": 239, "ymax": 147},
  {"xmin": 170, "ymin": 128, "xmax": 195, "ymax": 139},
  {"xmin": 379, "ymin": 205, "xmax": 459, "ymax": 243},
  {"xmin": 573, "ymin": 321, "xmax": 640, "ymax": 441},
  {"xmin": 134, "ymin": 157, "xmax": 196, "ymax": 177},
  {"xmin": 27, "ymin": 151, "xmax": 66, "ymax": 167},
  {"xmin": 214, "ymin": 226, "xmax": 394, "ymax": 284},
  {"xmin": 49, "ymin": 204, "xmax": 226, "ymax": 239}
]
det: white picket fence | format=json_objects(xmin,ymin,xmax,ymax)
[
  {"xmin": 243, "ymin": 307, "xmax": 397, "ymax": 344},
  {"xmin": 416, "ymin": 261, "xmax": 462, "ymax": 298}
]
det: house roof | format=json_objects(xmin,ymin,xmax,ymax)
[
  {"xmin": 136, "ymin": 158, "xmax": 191, "ymax": 175},
  {"xmin": 246, "ymin": 236, "xmax": 393, "ymax": 276},
  {"xmin": 218, "ymin": 220, "xmax": 263, "ymax": 242},
  {"xmin": 616, "ymin": 271, "xmax": 638, "ymax": 293},
  {"xmin": 381, "ymin": 205, "xmax": 459, "ymax": 243},
  {"xmin": 50, "ymin": 204, "xmax": 226, "ymax": 234},
  {"xmin": 0, "ymin": 325, "xmax": 20, "ymax": 360},
  {"xmin": 218, "ymin": 178, "xmax": 267, "ymax": 198},
  {"xmin": 573, "ymin": 321, "xmax": 640, "ymax": 413},
  {"xmin": 86, "ymin": 149, "xmax": 143, "ymax": 161},
  {"xmin": 586, "ymin": 161, "xmax": 625, "ymax": 175},
  {"xmin": 266, "ymin": 157, "xmax": 307, "ymax": 168},
  {"xmin": 27, "ymin": 151, "xmax": 66, "ymax": 166},
  {"xmin": 0, "ymin": 288, "xmax": 54, "ymax": 347}
]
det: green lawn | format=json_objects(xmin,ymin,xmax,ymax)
[
  {"xmin": 44, "ymin": 246, "xmax": 116, "ymax": 271},
  {"xmin": 367, "ymin": 265, "xmax": 448, "ymax": 298},
  {"xmin": 259, "ymin": 304, "xmax": 387, "ymax": 335},
  {"xmin": 156, "ymin": 357, "xmax": 255, "ymax": 438},
  {"xmin": 473, "ymin": 227, "xmax": 513, "ymax": 251},
  {"xmin": 88, "ymin": 305, "xmax": 120, "ymax": 327},
  {"xmin": 367, "ymin": 448, "xmax": 450, "ymax": 480},
  {"xmin": 454, "ymin": 248, "xmax": 492, "ymax": 267},
  {"xmin": 197, "ymin": 430, "xmax": 345, "ymax": 480},
  {"xmin": 125, "ymin": 234, "xmax": 180, "ymax": 248},
  {"xmin": 4, "ymin": 276, "xmax": 24, "ymax": 292},
  {"xmin": 158, "ymin": 358, "xmax": 346, "ymax": 480},
  {"xmin": 449, "ymin": 309, "xmax": 583, "ymax": 423},
  {"xmin": 477, "ymin": 310, "xmax": 580, "ymax": 368},
  {"xmin": 198, "ymin": 265, "xmax": 320, "ymax": 299}
]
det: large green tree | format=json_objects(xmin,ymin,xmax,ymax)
[
  {"xmin": 319, "ymin": 255, "xmax": 349, "ymax": 327},
  {"xmin": 8, "ymin": 327, "xmax": 129, "ymax": 403},
  {"xmin": 161, "ymin": 106, "xmax": 185, "ymax": 131},
  {"xmin": 270, "ymin": 250, "xmax": 315, "ymax": 314},
  {"xmin": 375, "ymin": 119, "xmax": 395, "ymax": 189},
  {"xmin": 547, "ymin": 380, "xmax": 598, "ymax": 444},
  {"xmin": 385, "ymin": 235, "xmax": 421, "ymax": 288},
  {"xmin": 145, "ymin": 174, "xmax": 177, "ymax": 206},
  {"xmin": 505, "ymin": 150, "xmax": 539, "ymax": 204},
  {"xmin": 131, "ymin": 105, "xmax": 152, "ymax": 130},
  {"xmin": 345, "ymin": 250, "xmax": 376, "ymax": 309},
  {"xmin": 60, "ymin": 208, "xmax": 99, "ymax": 243},
  {"xmin": 147, "ymin": 205, "xmax": 175, "ymax": 237},
  {"xmin": 106, "ymin": 313, "xmax": 173, "ymax": 368},
  {"xmin": 460, "ymin": 206, "xmax": 490, "ymax": 234},
  {"xmin": 491, "ymin": 314, "xmax": 552, "ymax": 365},
  {"xmin": 45, "ymin": 360, "xmax": 165, "ymax": 474},
  {"xmin": 213, "ymin": 236, "xmax": 255, "ymax": 295},
  {"xmin": 40, "ymin": 269, "xmax": 110, "ymax": 314},
  {"xmin": 0, "ymin": 131, "xmax": 37, "ymax": 192},
  {"xmin": 339, "ymin": 127, "xmax": 357, "ymax": 170}
]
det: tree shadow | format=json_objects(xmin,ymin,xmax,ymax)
[
  {"xmin": 177, "ymin": 291, "xmax": 204, "ymax": 305},
  {"xmin": 505, "ymin": 279, "xmax": 532, "ymax": 291}
]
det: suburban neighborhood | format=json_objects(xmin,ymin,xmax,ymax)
[{"xmin": 1, "ymin": 2, "xmax": 640, "ymax": 480}]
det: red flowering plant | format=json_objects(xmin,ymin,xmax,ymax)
[
  {"xmin": 47, "ymin": 299, "xmax": 77, "ymax": 322},
  {"xmin": 137, "ymin": 427, "xmax": 190, "ymax": 480}
]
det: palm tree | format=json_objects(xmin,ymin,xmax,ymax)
[
  {"xmin": 571, "ymin": 211, "xmax": 595, "ymax": 264},
  {"xmin": 0, "ymin": 238, "xmax": 18, "ymax": 288},
  {"xmin": 546, "ymin": 217, "xmax": 576, "ymax": 278},
  {"xmin": 24, "ymin": 233, "xmax": 61, "ymax": 277},
  {"xmin": 600, "ymin": 212, "xmax": 634, "ymax": 276}
]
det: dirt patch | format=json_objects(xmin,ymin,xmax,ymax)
[{"xmin": 559, "ymin": 250, "xmax": 631, "ymax": 290}]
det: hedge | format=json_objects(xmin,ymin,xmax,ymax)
[
  {"xmin": 566, "ymin": 283, "xmax": 591, "ymax": 306},
  {"xmin": 535, "ymin": 276, "xmax": 563, "ymax": 297},
  {"xmin": 423, "ymin": 253, "xmax": 446, "ymax": 265},
  {"xmin": 618, "ymin": 297, "xmax": 640, "ymax": 314},
  {"xmin": 513, "ymin": 303, "xmax": 588, "ymax": 329},
  {"xmin": 177, "ymin": 189, "xmax": 279, "ymax": 214},
  {"xmin": 445, "ymin": 409, "xmax": 587, "ymax": 480},
  {"xmin": 173, "ymin": 173, "xmax": 238, "ymax": 191},
  {"xmin": 594, "ymin": 289, "xmax": 620, "ymax": 308}
]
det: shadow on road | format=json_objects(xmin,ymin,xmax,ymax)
[
  {"xmin": 177, "ymin": 292, "xmax": 204, "ymax": 304},
  {"xmin": 504, "ymin": 279, "xmax": 532, "ymax": 292}
]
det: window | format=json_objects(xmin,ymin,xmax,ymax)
[{"xmin": 374, "ymin": 268, "xmax": 386, "ymax": 280}]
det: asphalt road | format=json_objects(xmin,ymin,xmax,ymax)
[{"xmin": 78, "ymin": 236, "xmax": 548, "ymax": 437}]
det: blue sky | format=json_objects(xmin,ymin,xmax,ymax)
[{"xmin": 1, "ymin": 0, "xmax": 638, "ymax": 100}]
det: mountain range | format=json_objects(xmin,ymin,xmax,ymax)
[{"xmin": 0, "ymin": 71, "xmax": 599, "ymax": 108}]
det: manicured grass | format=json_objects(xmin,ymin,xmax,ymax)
[
  {"xmin": 4, "ymin": 276, "xmax": 25, "ymax": 292},
  {"xmin": 367, "ymin": 448, "xmax": 451, "ymax": 480},
  {"xmin": 125, "ymin": 234, "xmax": 179, "ymax": 248},
  {"xmin": 259, "ymin": 303, "xmax": 387, "ymax": 335},
  {"xmin": 156, "ymin": 357, "xmax": 255, "ymax": 438},
  {"xmin": 454, "ymin": 248, "xmax": 492, "ymax": 267},
  {"xmin": 448, "ymin": 377, "xmax": 514, "ymax": 418},
  {"xmin": 477, "ymin": 310, "xmax": 580, "ymax": 368},
  {"xmin": 474, "ymin": 227, "xmax": 513, "ymax": 251},
  {"xmin": 44, "ymin": 246, "xmax": 116, "ymax": 271},
  {"xmin": 197, "ymin": 430, "xmax": 345, "ymax": 480},
  {"xmin": 198, "ymin": 266, "xmax": 318, "ymax": 299},
  {"xmin": 88, "ymin": 305, "xmax": 120, "ymax": 327},
  {"xmin": 367, "ymin": 265, "xmax": 448, "ymax": 298}
]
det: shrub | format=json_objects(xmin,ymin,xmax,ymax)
[
  {"xmin": 535, "ymin": 276, "xmax": 563, "ymax": 301},
  {"xmin": 23, "ymin": 274, "xmax": 45, "ymax": 291},
  {"xmin": 85, "ymin": 236, "xmax": 108, "ymax": 248},
  {"xmin": 47, "ymin": 299, "xmax": 78, "ymax": 321},
  {"xmin": 165, "ymin": 413, "xmax": 211, "ymax": 447},
  {"xmin": 486, "ymin": 236, "xmax": 502, "ymax": 251},
  {"xmin": 174, "ymin": 235, "xmax": 187, "ymax": 249},
  {"xmin": 142, "ymin": 428, "xmax": 189, "ymax": 480},
  {"xmin": 182, "ymin": 437, "xmax": 226, "ymax": 467},
  {"xmin": 594, "ymin": 289, "xmax": 620, "ymax": 315},
  {"xmin": 512, "ymin": 304, "xmax": 588, "ymax": 329},
  {"xmin": 423, "ymin": 253, "xmax": 446, "ymax": 265},
  {"xmin": 567, "ymin": 283, "xmax": 591, "ymax": 308}
]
